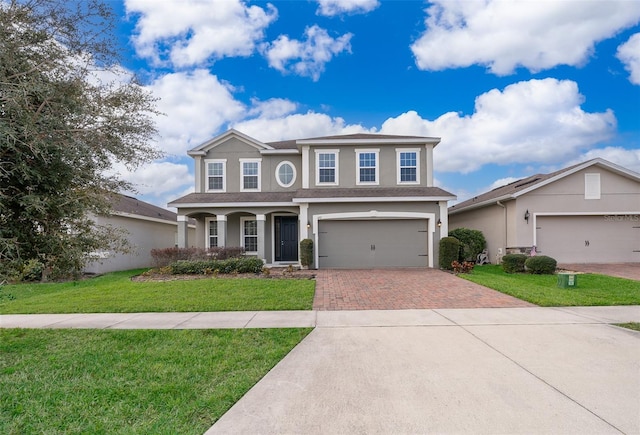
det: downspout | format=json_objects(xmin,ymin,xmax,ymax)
[{"xmin": 496, "ymin": 201, "xmax": 507, "ymax": 263}]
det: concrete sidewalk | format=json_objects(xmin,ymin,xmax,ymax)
[{"xmin": 1, "ymin": 306, "xmax": 639, "ymax": 329}]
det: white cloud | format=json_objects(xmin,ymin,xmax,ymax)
[
  {"xmin": 247, "ymin": 98, "xmax": 298, "ymax": 118},
  {"xmin": 411, "ymin": 0, "xmax": 640, "ymax": 75},
  {"xmin": 232, "ymin": 111, "xmax": 369, "ymax": 142},
  {"xmin": 146, "ymin": 70, "xmax": 245, "ymax": 155},
  {"xmin": 116, "ymin": 161, "xmax": 194, "ymax": 196},
  {"xmin": 316, "ymin": 0, "xmax": 380, "ymax": 17},
  {"xmin": 380, "ymin": 78, "xmax": 616, "ymax": 173},
  {"xmin": 125, "ymin": 0, "xmax": 277, "ymax": 67},
  {"xmin": 263, "ymin": 25, "xmax": 352, "ymax": 81},
  {"xmin": 568, "ymin": 147, "xmax": 640, "ymax": 174},
  {"xmin": 617, "ymin": 33, "xmax": 640, "ymax": 85}
]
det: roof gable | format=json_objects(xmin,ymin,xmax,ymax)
[
  {"xmin": 450, "ymin": 158, "xmax": 640, "ymax": 213},
  {"xmin": 188, "ymin": 129, "xmax": 274, "ymax": 156}
]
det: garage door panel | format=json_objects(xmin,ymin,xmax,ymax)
[
  {"xmin": 318, "ymin": 219, "xmax": 428, "ymax": 269},
  {"xmin": 537, "ymin": 216, "xmax": 640, "ymax": 263}
]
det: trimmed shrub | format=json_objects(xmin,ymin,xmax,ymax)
[
  {"xmin": 502, "ymin": 254, "xmax": 527, "ymax": 273},
  {"xmin": 151, "ymin": 246, "xmax": 245, "ymax": 267},
  {"xmin": 300, "ymin": 239, "xmax": 313, "ymax": 268},
  {"xmin": 439, "ymin": 237, "xmax": 462, "ymax": 270},
  {"xmin": 170, "ymin": 257, "xmax": 264, "ymax": 275},
  {"xmin": 448, "ymin": 228, "xmax": 487, "ymax": 262},
  {"xmin": 525, "ymin": 255, "xmax": 557, "ymax": 274},
  {"xmin": 208, "ymin": 246, "xmax": 245, "ymax": 260}
]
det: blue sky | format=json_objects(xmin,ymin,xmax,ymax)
[{"xmin": 109, "ymin": 0, "xmax": 640, "ymax": 209}]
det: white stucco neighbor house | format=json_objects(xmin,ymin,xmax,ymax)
[
  {"xmin": 168, "ymin": 129, "xmax": 456, "ymax": 268},
  {"xmin": 448, "ymin": 158, "xmax": 640, "ymax": 264},
  {"xmin": 84, "ymin": 194, "xmax": 196, "ymax": 274}
]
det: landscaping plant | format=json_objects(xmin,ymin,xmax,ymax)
[
  {"xmin": 439, "ymin": 237, "xmax": 462, "ymax": 270},
  {"xmin": 300, "ymin": 239, "xmax": 314, "ymax": 269},
  {"xmin": 448, "ymin": 228, "xmax": 486, "ymax": 262},
  {"xmin": 501, "ymin": 253, "xmax": 528, "ymax": 273},
  {"xmin": 524, "ymin": 255, "xmax": 557, "ymax": 274}
]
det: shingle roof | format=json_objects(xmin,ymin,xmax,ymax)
[
  {"xmin": 169, "ymin": 187, "xmax": 455, "ymax": 206},
  {"xmin": 265, "ymin": 133, "xmax": 439, "ymax": 149},
  {"xmin": 111, "ymin": 194, "xmax": 178, "ymax": 222},
  {"xmin": 449, "ymin": 158, "xmax": 640, "ymax": 214}
]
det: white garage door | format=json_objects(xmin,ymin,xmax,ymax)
[
  {"xmin": 318, "ymin": 219, "xmax": 429, "ymax": 268},
  {"xmin": 537, "ymin": 215, "xmax": 640, "ymax": 263}
]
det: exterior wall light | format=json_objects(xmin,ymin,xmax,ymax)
[
  {"xmin": 437, "ymin": 218, "xmax": 442, "ymax": 228},
  {"xmin": 524, "ymin": 209, "xmax": 530, "ymax": 223},
  {"xmin": 306, "ymin": 221, "xmax": 311, "ymax": 229}
]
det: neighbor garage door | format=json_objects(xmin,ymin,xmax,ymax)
[
  {"xmin": 317, "ymin": 219, "xmax": 429, "ymax": 268},
  {"xmin": 537, "ymin": 215, "xmax": 640, "ymax": 263}
]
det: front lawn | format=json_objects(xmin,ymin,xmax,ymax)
[
  {"xmin": 0, "ymin": 269, "xmax": 316, "ymax": 314},
  {"xmin": 460, "ymin": 265, "xmax": 640, "ymax": 306},
  {"xmin": 0, "ymin": 328, "xmax": 311, "ymax": 434}
]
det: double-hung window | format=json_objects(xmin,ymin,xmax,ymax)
[
  {"xmin": 206, "ymin": 159, "xmax": 226, "ymax": 192},
  {"xmin": 356, "ymin": 149, "xmax": 379, "ymax": 185},
  {"xmin": 241, "ymin": 217, "xmax": 258, "ymax": 253},
  {"xmin": 316, "ymin": 150, "xmax": 339, "ymax": 185},
  {"xmin": 240, "ymin": 159, "xmax": 261, "ymax": 191},
  {"xmin": 207, "ymin": 219, "xmax": 218, "ymax": 248},
  {"xmin": 396, "ymin": 149, "xmax": 420, "ymax": 184}
]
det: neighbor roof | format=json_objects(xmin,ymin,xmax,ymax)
[
  {"xmin": 449, "ymin": 158, "xmax": 640, "ymax": 214},
  {"xmin": 111, "ymin": 194, "xmax": 178, "ymax": 223}
]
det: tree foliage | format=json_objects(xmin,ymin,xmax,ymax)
[
  {"xmin": 0, "ymin": 0, "xmax": 162, "ymax": 280},
  {"xmin": 448, "ymin": 228, "xmax": 486, "ymax": 262}
]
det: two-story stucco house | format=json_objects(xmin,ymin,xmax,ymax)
[{"xmin": 168, "ymin": 129, "xmax": 456, "ymax": 268}]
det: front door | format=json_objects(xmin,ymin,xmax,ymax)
[{"xmin": 275, "ymin": 216, "xmax": 298, "ymax": 262}]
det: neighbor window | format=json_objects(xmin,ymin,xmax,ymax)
[
  {"xmin": 396, "ymin": 149, "xmax": 420, "ymax": 184},
  {"xmin": 206, "ymin": 159, "xmax": 226, "ymax": 192},
  {"xmin": 585, "ymin": 173, "xmax": 601, "ymax": 199},
  {"xmin": 240, "ymin": 159, "xmax": 261, "ymax": 191},
  {"xmin": 316, "ymin": 150, "xmax": 339, "ymax": 185},
  {"xmin": 275, "ymin": 161, "xmax": 296, "ymax": 187},
  {"xmin": 356, "ymin": 149, "xmax": 379, "ymax": 185},
  {"xmin": 241, "ymin": 218, "xmax": 258, "ymax": 252}
]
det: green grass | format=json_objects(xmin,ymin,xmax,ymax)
[
  {"xmin": 616, "ymin": 322, "xmax": 640, "ymax": 331},
  {"xmin": 0, "ymin": 269, "xmax": 316, "ymax": 314},
  {"xmin": 460, "ymin": 265, "xmax": 640, "ymax": 306},
  {"xmin": 0, "ymin": 327, "xmax": 311, "ymax": 434}
]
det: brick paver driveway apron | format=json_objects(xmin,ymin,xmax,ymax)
[{"xmin": 313, "ymin": 269, "xmax": 533, "ymax": 310}]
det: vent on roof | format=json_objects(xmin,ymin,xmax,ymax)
[{"xmin": 514, "ymin": 177, "xmax": 541, "ymax": 188}]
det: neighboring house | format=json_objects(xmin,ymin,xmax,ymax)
[
  {"xmin": 85, "ymin": 194, "xmax": 196, "ymax": 274},
  {"xmin": 168, "ymin": 129, "xmax": 455, "ymax": 268},
  {"xmin": 449, "ymin": 158, "xmax": 640, "ymax": 264}
]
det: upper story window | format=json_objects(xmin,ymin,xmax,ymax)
[
  {"xmin": 275, "ymin": 161, "xmax": 296, "ymax": 188},
  {"xmin": 240, "ymin": 158, "xmax": 261, "ymax": 192},
  {"xmin": 396, "ymin": 149, "xmax": 420, "ymax": 184},
  {"xmin": 316, "ymin": 150, "xmax": 339, "ymax": 185},
  {"xmin": 356, "ymin": 149, "xmax": 379, "ymax": 185},
  {"xmin": 206, "ymin": 159, "xmax": 226, "ymax": 192}
]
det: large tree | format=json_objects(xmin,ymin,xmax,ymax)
[{"xmin": 0, "ymin": 0, "xmax": 162, "ymax": 280}]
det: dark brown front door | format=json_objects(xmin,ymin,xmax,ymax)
[{"xmin": 275, "ymin": 216, "xmax": 298, "ymax": 262}]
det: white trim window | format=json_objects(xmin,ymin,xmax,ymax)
[
  {"xmin": 356, "ymin": 149, "xmax": 379, "ymax": 185},
  {"xmin": 240, "ymin": 217, "xmax": 258, "ymax": 253},
  {"xmin": 396, "ymin": 149, "xmax": 420, "ymax": 184},
  {"xmin": 205, "ymin": 218, "xmax": 218, "ymax": 248},
  {"xmin": 240, "ymin": 159, "xmax": 261, "ymax": 191},
  {"xmin": 275, "ymin": 161, "xmax": 297, "ymax": 188},
  {"xmin": 315, "ymin": 150, "xmax": 339, "ymax": 185},
  {"xmin": 206, "ymin": 159, "xmax": 226, "ymax": 192}
]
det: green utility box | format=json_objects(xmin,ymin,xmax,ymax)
[{"xmin": 557, "ymin": 273, "xmax": 577, "ymax": 288}]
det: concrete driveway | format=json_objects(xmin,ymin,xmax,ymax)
[
  {"xmin": 313, "ymin": 268, "xmax": 533, "ymax": 310},
  {"xmin": 207, "ymin": 306, "xmax": 640, "ymax": 435}
]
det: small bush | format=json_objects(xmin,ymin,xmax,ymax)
[
  {"xmin": 448, "ymin": 228, "xmax": 487, "ymax": 262},
  {"xmin": 502, "ymin": 254, "xmax": 528, "ymax": 273},
  {"xmin": 439, "ymin": 237, "xmax": 462, "ymax": 270},
  {"xmin": 21, "ymin": 259, "xmax": 44, "ymax": 282},
  {"xmin": 208, "ymin": 246, "xmax": 245, "ymax": 260},
  {"xmin": 151, "ymin": 246, "xmax": 245, "ymax": 267},
  {"xmin": 170, "ymin": 257, "xmax": 264, "ymax": 275},
  {"xmin": 300, "ymin": 239, "xmax": 313, "ymax": 268},
  {"xmin": 525, "ymin": 255, "xmax": 557, "ymax": 274},
  {"xmin": 452, "ymin": 261, "xmax": 475, "ymax": 274}
]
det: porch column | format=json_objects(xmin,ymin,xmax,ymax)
[
  {"xmin": 177, "ymin": 215, "xmax": 188, "ymax": 248},
  {"xmin": 256, "ymin": 214, "xmax": 266, "ymax": 261},
  {"xmin": 299, "ymin": 203, "xmax": 309, "ymax": 240},
  {"xmin": 216, "ymin": 215, "xmax": 227, "ymax": 247}
]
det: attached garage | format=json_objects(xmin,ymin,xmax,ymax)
[
  {"xmin": 536, "ymin": 215, "xmax": 640, "ymax": 263},
  {"xmin": 317, "ymin": 219, "xmax": 430, "ymax": 268}
]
